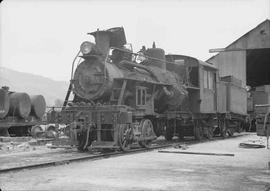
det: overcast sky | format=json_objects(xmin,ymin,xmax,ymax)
[{"xmin": 0, "ymin": 0, "xmax": 269, "ymax": 81}]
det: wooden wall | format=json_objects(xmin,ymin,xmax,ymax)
[{"xmin": 207, "ymin": 20, "xmax": 270, "ymax": 88}]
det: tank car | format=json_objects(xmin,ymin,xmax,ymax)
[{"xmin": 0, "ymin": 86, "xmax": 46, "ymax": 136}]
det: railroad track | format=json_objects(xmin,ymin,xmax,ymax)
[
  {"xmin": 0, "ymin": 141, "xmax": 178, "ymax": 173},
  {"xmin": 0, "ymin": 133, "xmax": 247, "ymax": 174}
]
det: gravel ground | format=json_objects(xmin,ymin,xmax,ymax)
[{"xmin": 0, "ymin": 133, "xmax": 269, "ymax": 191}]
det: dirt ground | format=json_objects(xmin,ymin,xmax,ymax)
[{"xmin": 0, "ymin": 133, "xmax": 269, "ymax": 191}]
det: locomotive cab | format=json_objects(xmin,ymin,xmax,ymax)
[{"xmin": 166, "ymin": 54, "xmax": 217, "ymax": 114}]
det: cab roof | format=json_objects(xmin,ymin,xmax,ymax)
[{"xmin": 166, "ymin": 54, "xmax": 217, "ymax": 70}]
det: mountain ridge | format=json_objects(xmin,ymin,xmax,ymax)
[{"xmin": 0, "ymin": 67, "xmax": 69, "ymax": 106}]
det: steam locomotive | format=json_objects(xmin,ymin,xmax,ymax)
[{"xmin": 54, "ymin": 27, "xmax": 247, "ymax": 151}]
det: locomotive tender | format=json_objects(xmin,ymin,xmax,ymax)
[{"xmin": 55, "ymin": 27, "xmax": 247, "ymax": 151}]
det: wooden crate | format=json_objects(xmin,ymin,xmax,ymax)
[
  {"xmin": 217, "ymin": 81, "xmax": 247, "ymax": 115},
  {"xmin": 252, "ymin": 91, "xmax": 270, "ymax": 114},
  {"xmin": 220, "ymin": 75, "xmax": 242, "ymax": 87},
  {"xmin": 226, "ymin": 82, "xmax": 247, "ymax": 115},
  {"xmin": 200, "ymin": 89, "xmax": 216, "ymax": 113},
  {"xmin": 255, "ymin": 85, "xmax": 270, "ymax": 93},
  {"xmin": 217, "ymin": 81, "xmax": 227, "ymax": 113},
  {"xmin": 247, "ymin": 97, "xmax": 254, "ymax": 112},
  {"xmin": 256, "ymin": 114, "xmax": 270, "ymax": 136}
]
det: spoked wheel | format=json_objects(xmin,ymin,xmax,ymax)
[
  {"xmin": 64, "ymin": 125, "xmax": 71, "ymax": 136},
  {"xmin": 77, "ymin": 128, "xmax": 92, "ymax": 152},
  {"xmin": 205, "ymin": 127, "xmax": 214, "ymax": 139},
  {"xmin": 236, "ymin": 121, "xmax": 244, "ymax": 133},
  {"xmin": 153, "ymin": 120, "xmax": 163, "ymax": 137},
  {"xmin": 46, "ymin": 125, "xmax": 56, "ymax": 132},
  {"xmin": 227, "ymin": 128, "xmax": 234, "ymax": 137},
  {"xmin": 177, "ymin": 127, "xmax": 184, "ymax": 141},
  {"xmin": 0, "ymin": 128, "xmax": 9, "ymax": 137},
  {"xmin": 118, "ymin": 124, "xmax": 132, "ymax": 151},
  {"xmin": 139, "ymin": 119, "xmax": 155, "ymax": 148},
  {"xmin": 30, "ymin": 125, "xmax": 43, "ymax": 138},
  {"xmin": 220, "ymin": 119, "xmax": 228, "ymax": 138},
  {"xmin": 193, "ymin": 120, "xmax": 203, "ymax": 140},
  {"xmin": 165, "ymin": 120, "xmax": 174, "ymax": 141}
]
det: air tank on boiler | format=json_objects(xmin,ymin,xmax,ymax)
[{"xmin": 144, "ymin": 42, "xmax": 166, "ymax": 70}]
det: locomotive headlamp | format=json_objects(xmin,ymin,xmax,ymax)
[{"xmin": 80, "ymin": 41, "xmax": 93, "ymax": 55}]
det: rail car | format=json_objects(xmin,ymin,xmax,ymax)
[
  {"xmin": 50, "ymin": 27, "xmax": 247, "ymax": 151},
  {"xmin": 163, "ymin": 55, "xmax": 247, "ymax": 140},
  {"xmin": 0, "ymin": 86, "xmax": 46, "ymax": 136}
]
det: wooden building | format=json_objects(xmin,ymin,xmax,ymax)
[{"xmin": 207, "ymin": 19, "xmax": 270, "ymax": 88}]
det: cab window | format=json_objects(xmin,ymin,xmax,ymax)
[
  {"xmin": 204, "ymin": 70, "xmax": 215, "ymax": 90},
  {"xmin": 136, "ymin": 87, "xmax": 146, "ymax": 106}
]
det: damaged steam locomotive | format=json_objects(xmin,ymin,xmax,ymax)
[{"xmin": 50, "ymin": 27, "xmax": 246, "ymax": 151}]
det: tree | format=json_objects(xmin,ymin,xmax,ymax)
[{"xmin": 54, "ymin": 98, "xmax": 63, "ymax": 107}]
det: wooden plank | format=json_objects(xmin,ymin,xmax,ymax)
[
  {"xmin": 227, "ymin": 83, "xmax": 247, "ymax": 115},
  {"xmin": 217, "ymin": 81, "xmax": 227, "ymax": 113},
  {"xmin": 253, "ymin": 91, "xmax": 270, "ymax": 113},
  {"xmin": 158, "ymin": 150, "xmax": 235, "ymax": 157},
  {"xmin": 117, "ymin": 80, "xmax": 127, "ymax": 105},
  {"xmin": 209, "ymin": 48, "xmax": 245, "ymax": 53}
]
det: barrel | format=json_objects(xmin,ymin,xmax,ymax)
[
  {"xmin": 30, "ymin": 95, "xmax": 46, "ymax": 119},
  {"xmin": 9, "ymin": 92, "xmax": 31, "ymax": 119},
  {"xmin": 0, "ymin": 88, "xmax": 10, "ymax": 119}
]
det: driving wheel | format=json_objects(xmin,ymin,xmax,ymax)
[
  {"xmin": 118, "ymin": 124, "xmax": 131, "ymax": 151},
  {"xmin": 139, "ymin": 119, "xmax": 154, "ymax": 148}
]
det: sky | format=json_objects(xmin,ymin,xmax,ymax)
[{"xmin": 0, "ymin": 0, "xmax": 269, "ymax": 81}]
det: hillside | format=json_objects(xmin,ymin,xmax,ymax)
[{"xmin": 0, "ymin": 67, "xmax": 69, "ymax": 106}]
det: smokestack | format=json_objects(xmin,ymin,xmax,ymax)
[
  {"xmin": 92, "ymin": 31, "xmax": 111, "ymax": 56},
  {"xmin": 88, "ymin": 27, "xmax": 127, "ymax": 57}
]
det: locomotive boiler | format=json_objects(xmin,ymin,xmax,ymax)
[{"xmin": 58, "ymin": 27, "xmax": 188, "ymax": 150}]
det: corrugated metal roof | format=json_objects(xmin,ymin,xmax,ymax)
[{"xmin": 206, "ymin": 19, "xmax": 270, "ymax": 62}]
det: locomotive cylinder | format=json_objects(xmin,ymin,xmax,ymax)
[
  {"xmin": 0, "ymin": 88, "xmax": 10, "ymax": 119},
  {"xmin": 8, "ymin": 92, "xmax": 31, "ymax": 119},
  {"xmin": 30, "ymin": 95, "xmax": 46, "ymax": 119}
]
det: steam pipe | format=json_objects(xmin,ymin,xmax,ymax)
[
  {"xmin": 111, "ymin": 47, "xmax": 183, "ymax": 66},
  {"xmin": 71, "ymin": 50, "xmax": 81, "ymax": 80}
]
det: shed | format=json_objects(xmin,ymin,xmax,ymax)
[{"xmin": 207, "ymin": 19, "xmax": 270, "ymax": 88}]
